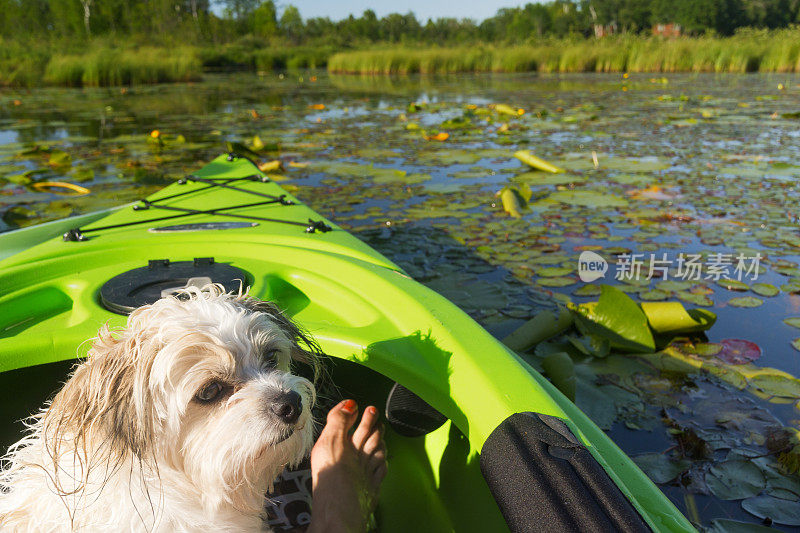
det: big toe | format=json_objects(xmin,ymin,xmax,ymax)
[{"xmin": 321, "ymin": 399, "xmax": 359, "ymax": 439}]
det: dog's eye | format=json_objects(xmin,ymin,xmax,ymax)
[
  {"xmin": 264, "ymin": 348, "xmax": 281, "ymax": 365},
  {"xmin": 196, "ymin": 381, "xmax": 225, "ymax": 403}
]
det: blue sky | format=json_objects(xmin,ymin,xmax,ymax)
[{"xmin": 281, "ymin": 1, "xmax": 512, "ymax": 22}]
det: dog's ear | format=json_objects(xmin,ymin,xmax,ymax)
[
  {"xmin": 45, "ymin": 324, "xmax": 154, "ymax": 468},
  {"xmin": 240, "ymin": 298, "xmax": 325, "ymax": 382}
]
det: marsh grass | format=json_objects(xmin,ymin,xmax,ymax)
[
  {"xmin": 43, "ymin": 47, "xmax": 202, "ymax": 86},
  {"xmin": 328, "ymin": 29, "xmax": 800, "ymax": 75},
  {"xmin": 3, "ymin": 28, "xmax": 799, "ymax": 87}
]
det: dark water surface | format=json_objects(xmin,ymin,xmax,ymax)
[{"xmin": 2, "ymin": 72, "xmax": 800, "ymax": 531}]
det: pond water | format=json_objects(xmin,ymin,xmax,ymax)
[{"xmin": 2, "ymin": 71, "xmax": 800, "ymax": 530}]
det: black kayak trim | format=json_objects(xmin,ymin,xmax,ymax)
[{"xmin": 480, "ymin": 412, "xmax": 652, "ymax": 533}]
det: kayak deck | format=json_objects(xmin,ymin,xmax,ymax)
[{"xmin": 0, "ymin": 154, "xmax": 695, "ymax": 532}]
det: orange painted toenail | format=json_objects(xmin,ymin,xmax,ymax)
[
  {"xmin": 342, "ymin": 399, "xmax": 356, "ymax": 413},
  {"xmin": 367, "ymin": 406, "xmax": 376, "ymax": 414}
]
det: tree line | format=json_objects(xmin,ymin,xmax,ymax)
[{"xmin": 0, "ymin": 0, "xmax": 797, "ymax": 46}]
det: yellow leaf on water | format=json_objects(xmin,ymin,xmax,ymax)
[
  {"xmin": 258, "ymin": 160, "xmax": 283, "ymax": 172},
  {"xmin": 500, "ymin": 187, "xmax": 522, "ymax": 218},
  {"xmin": 514, "ymin": 150, "xmax": 565, "ymax": 173},
  {"xmin": 494, "ymin": 103, "xmax": 523, "ymax": 116},
  {"xmin": 424, "ymin": 132, "xmax": 450, "ymax": 141}
]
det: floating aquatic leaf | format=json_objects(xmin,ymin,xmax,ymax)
[
  {"xmin": 627, "ymin": 185, "xmax": 678, "ymax": 201},
  {"xmin": 500, "ymin": 187, "xmax": 523, "ymax": 218},
  {"xmin": 718, "ymin": 278, "xmax": 749, "ymax": 291},
  {"xmin": 751, "ymin": 283, "xmax": 779, "ymax": 297},
  {"xmin": 706, "ymin": 461, "xmax": 766, "ymax": 500},
  {"xmin": 640, "ymin": 302, "xmax": 716, "ymax": 334},
  {"xmin": 783, "ymin": 282, "xmax": 800, "ymax": 294},
  {"xmin": 676, "ymin": 291, "xmax": 714, "ymax": 307},
  {"xmin": 729, "ymin": 296, "xmax": 764, "ymax": 308},
  {"xmin": 746, "ymin": 370, "xmax": 800, "ymax": 400},
  {"xmin": 70, "ymin": 166, "xmax": 94, "ymax": 182},
  {"xmin": 632, "ymin": 453, "xmax": 690, "ymax": 484},
  {"xmin": 639, "ymin": 289, "xmax": 669, "ymax": 301},
  {"xmin": 258, "ymin": 160, "xmax": 283, "ymax": 172},
  {"xmin": 494, "ymin": 104, "xmax": 522, "ymax": 116},
  {"xmin": 656, "ymin": 280, "xmax": 695, "ymax": 292},
  {"xmin": 709, "ymin": 518, "xmax": 783, "ymax": 532},
  {"xmin": 47, "ymin": 149, "xmax": 71, "ymax": 167},
  {"xmin": 535, "ymin": 190, "xmax": 628, "ymax": 208},
  {"xmin": 514, "ymin": 150, "xmax": 565, "ymax": 173},
  {"xmin": 225, "ymin": 141, "xmax": 261, "ymax": 160},
  {"xmin": 513, "ymin": 172, "xmax": 584, "ymax": 186},
  {"xmin": 610, "ymin": 174, "xmax": 651, "ymax": 185},
  {"xmin": 717, "ymin": 339, "xmax": 762, "ymax": 365},
  {"xmin": 2, "ymin": 205, "xmax": 36, "ymax": 227},
  {"xmin": 30, "ymin": 181, "xmax": 90, "ymax": 196},
  {"xmin": 571, "ymin": 285, "xmax": 655, "ymax": 353},
  {"xmin": 792, "ymin": 339, "xmax": 800, "ymax": 352},
  {"xmin": 541, "ymin": 351, "xmax": 576, "ymax": 401},
  {"xmin": 599, "ymin": 156, "xmax": 670, "ymax": 173},
  {"xmin": 537, "ymin": 277, "xmax": 576, "ymax": 287},
  {"xmin": 742, "ymin": 495, "xmax": 800, "ymax": 526},
  {"xmin": 537, "ymin": 266, "xmax": 573, "ymax": 277},
  {"xmin": 375, "ymin": 172, "xmax": 430, "ymax": 184},
  {"xmin": 573, "ymin": 284, "xmax": 602, "ymax": 297},
  {"xmin": 679, "ymin": 342, "xmax": 723, "ymax": 357},
  {"xmin": 501, "ymin": 308, "xmax": 573, "ymax": 352},
  {"xmin": 423, "ymin": 131, "xmax": 450, "ymax": 142}
]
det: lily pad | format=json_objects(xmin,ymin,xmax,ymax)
[
  {"xmin": 632, "ymin": 453, "xmax": 690, "ymax": 484},
  {"xmin": 537, "ymin": 276, "xmax": 576, "ymax": 287},
  {"xmin": 729, "ymin": 296, "xmax": 764, "ymax": 308},
  {"xmin": 538, "ymin": 266, "xmax": 573, "ymax": 277},
  {"xmin": 573, "ymin": 284, "xmax": 602, "ymax": 297},
  {"xmin": 572, "ymin": 285, "xmax": 655, "ymax": 352},
  {"xmin": 676, "ymin": 291, "xmax": 714, "ymax": 307},
  {"xmin": 640, "ymin": 302, "xmax": 716, "ymax": 334},
  {"xmin": 534, "ymin": 190, "xmax": 628, "ymax": 208},
  {"xmin": 742, "ymin": 495, "xmax": 800, "ymax": 526},
  {"xmin": 717, "ymin": 339, "xmax": 762, "ymax": 365},
  {"xmin": 706, "ymin": 461, "xmax": 766, "ymax": 500},
  {"xmin": 751, "ymin": 283, "xmax": 779, "ymax": 297},
  {"xmin": 514, "ymin": 172, "xmax": 585, "ymax": 186},
  {"xmin": 710, "ymin": 518, "xmax": 784, "ymax": 532},
  {"xmin": 638, "ymin": 289, "xmax": 669, "ymax": 301},
  {"xmin": 541, "ymin": 351, "xmax": 576, "ymax": 401},
  {"xmin": 718, "ymin": 278, "xmax": 749, "ymax": 291}
]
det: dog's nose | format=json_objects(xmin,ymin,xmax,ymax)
[{"xmin": 270, "ymin": 391, "xmax": 302, "ymax": 424}]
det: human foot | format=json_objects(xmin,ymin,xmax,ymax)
[{"xmin": 307, "ymin": 400, "xmax": 387, "ymax": 533}]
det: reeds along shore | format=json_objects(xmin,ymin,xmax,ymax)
[
  {"xmin": 327, "ymin": 30, "xmax": 800, "ymax": 75},
  {"xmin": 2, "ymin": 29, "xmax": 799, "ymax": 88},
  {"xmin": 0, "ymin": 43, "xmax": 330, "ymax": 87}
]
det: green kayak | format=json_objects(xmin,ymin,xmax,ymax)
[{"xmin": 0, "ymin": 154, "xmax": 694, "ymax": 532}]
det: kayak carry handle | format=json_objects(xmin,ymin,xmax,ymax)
[{"xmin": 480, "ymin": 412, "xmax": 652, "ymax": 533}]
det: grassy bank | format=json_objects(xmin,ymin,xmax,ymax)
[
  {"xmin": 2, "ymin": 29, "xmax": 800, "ymax": 87},
  {"xmin": 0, "ymin": 41, "xmax": 330, "ymax": 88},
  {"xmin": 328, "ymin": 30, "xmax": 800, "ymax": 74},
  {"xmin": 44, "ymin": 47, "xmax": 202, "ymax": 87}
]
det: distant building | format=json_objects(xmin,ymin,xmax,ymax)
[
  {"xmin": 653, "ymin": 23, "xmax": 682, "ymax": 37},
  {"xmin": 594, "ymin": 22, "xmax": 617, "ymax": 38}
]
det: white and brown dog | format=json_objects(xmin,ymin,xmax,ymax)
[{"xmin": 0, "ymin": 286, "xmax": 322, "ymax": 532}]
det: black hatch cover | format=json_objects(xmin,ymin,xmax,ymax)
[{"xmin": 100, "ymin": 257, "xmax": 248, "ymax": 315}]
